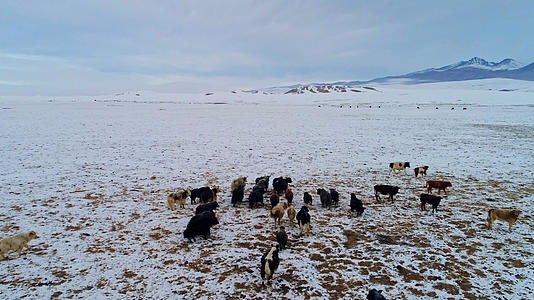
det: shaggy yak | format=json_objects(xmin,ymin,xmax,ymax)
[
  {"xmin": 255, "ymin": 176, "xmax": 270, "ymax": 191},
  {"xmin": 374, "ymin": 184, "xmax": 399, "ymax": 203},
  {"xmin": 183, "ymin": 211, "xmax": 219, "ymax": 242},
  {"xmin": 231, "ymin": 185, "xmax": 245, "ymax": 207},
  {"xmin": 271, "ymin": 202, "xmax": 288, "ymax": 225},
  {"xmin": 487, "ymin": 208, "xmax": 521, "ymax": 232},
  {"xmin": 249, "ymin": 185, "xmax": 266, "ymax": 208},
  {"xmin": 350, "ymin": 193, "xmax": 365, "ymax": 216},
  {"xmin": 0, "ymin": 231, "xmax": 39, "ymax": 260},
  {"xmin": 426, "ymin": 180, "xmax": 452, "ymax": 195},
  {"xmin": 303, "ymin": 192, "xmax": 313, "ymax": 205},
  {"xmin": 275, "ymin": 226, "xmax": 288, "ymax": 250},
  {"xmin": 273, "ymin": 177, "xmax": 292, "ymax": 194},
  {"xmin": 231, "ymin": 176, "xmax": 247, "ymax": 192},
  {"xmin": 317, "ymin": 188, "xmax": 332, "ymax": 209},
  {"xmin": 420, "ymin": 193, "xmax": 442, "ymax": 213},
  {"xmin": 166, "ymin": 189, "xmax": 190, "ymax": 210},
  {"xmin": 190, "ymin": 186, "xmax": 211, "ymax": 204}
]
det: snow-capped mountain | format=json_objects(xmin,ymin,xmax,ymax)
[
  {"xmin": 261, "ymin": 57, "xmax": 534, "ymax": 94},
  {"xmin": 432, "ymin": 57, "xmax": 523, "ymax": 72},
  {"xmin": 370, "ymin": 57, "xmax": 533, "ymax": 84}
]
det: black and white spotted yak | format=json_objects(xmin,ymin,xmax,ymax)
[
  {"xmin": 260, "ymin": 244, "xmax": 280, "ymax": 286},
  {"xmin": 389, "ymin": 162, "xmax": 410, "ymax": 174},
  {"xmin": 296, "ymin": 206, "xmax": 311, "ymax": 236}
]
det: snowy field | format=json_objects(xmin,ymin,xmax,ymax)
[{"xmin": 1, "ymin": 79, "xmax": 534, "ymax": 299}]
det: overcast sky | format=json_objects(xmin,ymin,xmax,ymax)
[{"xmin": 1, "ymin": 0, "xmax": 533, "ymax": 95}]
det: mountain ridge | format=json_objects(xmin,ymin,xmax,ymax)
[{"xmin": 260, "ymin": 57, "xmax": 534, "ymax": 94}]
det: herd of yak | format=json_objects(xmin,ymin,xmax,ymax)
[{"xmin": 166, "ymin": 162, "xmax": 521, "ymax": 299}]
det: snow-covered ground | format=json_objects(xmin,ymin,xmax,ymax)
[{"xmin": 1, "ymin": 79, "xmax": 533, "ymax": 299}]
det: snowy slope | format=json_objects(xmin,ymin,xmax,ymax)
[{"xmin": 0, "ymin": 80, "xmax": 533, "ymax": 299}]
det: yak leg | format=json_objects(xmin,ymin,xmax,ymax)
[{"xmin": 508, "ymin": 220, "xmax": 515, "ymax": 232}]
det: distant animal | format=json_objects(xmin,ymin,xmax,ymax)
[
  {"xmin": 271, "ymin": 202, "xmax": 288, "ymax": 225},
  {"xmin": 249, "ymin": 185, "xmax": 266, "ymax": 208},
  {"xmin": 296, "ymin": 206, "xmax": 311, "ymax": 235},
  {"xmin": 183, "ymin": 211, "xmax": 219, "ymax": 242},
  {"xmin": 275, "ymin": 226, "xmax": 288, "ymax": 250},
  {"xmin": 260, "ymin": 245, "xmax": 280, "ymax": 286},
  {"xmin": 303, "ymin": 192, "xmax": 313, "ymax": 205},
  {"xmin": 367, "ymin": 288, "xmax": 386, "ymax": 300},
  {"xmin": 255, "ymin": 176, "xmax": 270, "ymax": 191},
  {"xmin": 270, "ymin": 191, "xmax": 280, "ymax": 208},
  {"xmin": 0, "ymin": 231, "xmax": 39, "ymax": 260},
  {"xmin": 426, "ymin": 180, "xmax": 452, "ymax": 195},
  {"xmin": 195, "ymin": 202, "xmax": 219, "ymax": 215},
  {"xmin": 231, "ymin": 185, "xmax": 245, "ymax": 207},
  {"xmin": 420, "ymin": 193, "xmax": 442, "ymax": 213},
  {"xmin": 317, "ymin": 188, "xmax": 332, "ymax": 209},
  {"xmin": 284, "ymin": 189, "xmax": 294, "ymax": 205},
  {"xmin": 488, "ymin": 208, "xmax": 521, "ymax": 232},
  {"xmin": 389, "ymin": 162, "xmax": 411, "ymax": 174},
  {"xmin": 329, "ymin": 189, "xmax": 340, "ymax": 206},
  {"xmin": 190, "ymin": 186, "xmax": 211, "ymax": 204},
  {"xmin": 166, "ymin": 189, "xmax": 190, "ymax": 210},
  {"xmin": 414, "ymin": 166, "xmax": 429, "ymax": 178},
  {"xmin": 287, "ymin": 205, "xmax": 296, "ymax": 224},
  {"xmin": 374, "ymin": 184, "xmax": 400, "ymax": 203},
  {"xmin": 273, "ymin": 177, "xmax": 292, "ymax": 194},
  {"xmin": 231, "ymin": 176, "xmax": 247, "ymax": 192},
  {"xmin": 350, "ymin": 193, "xmax": 365, "ymax": 216}
]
